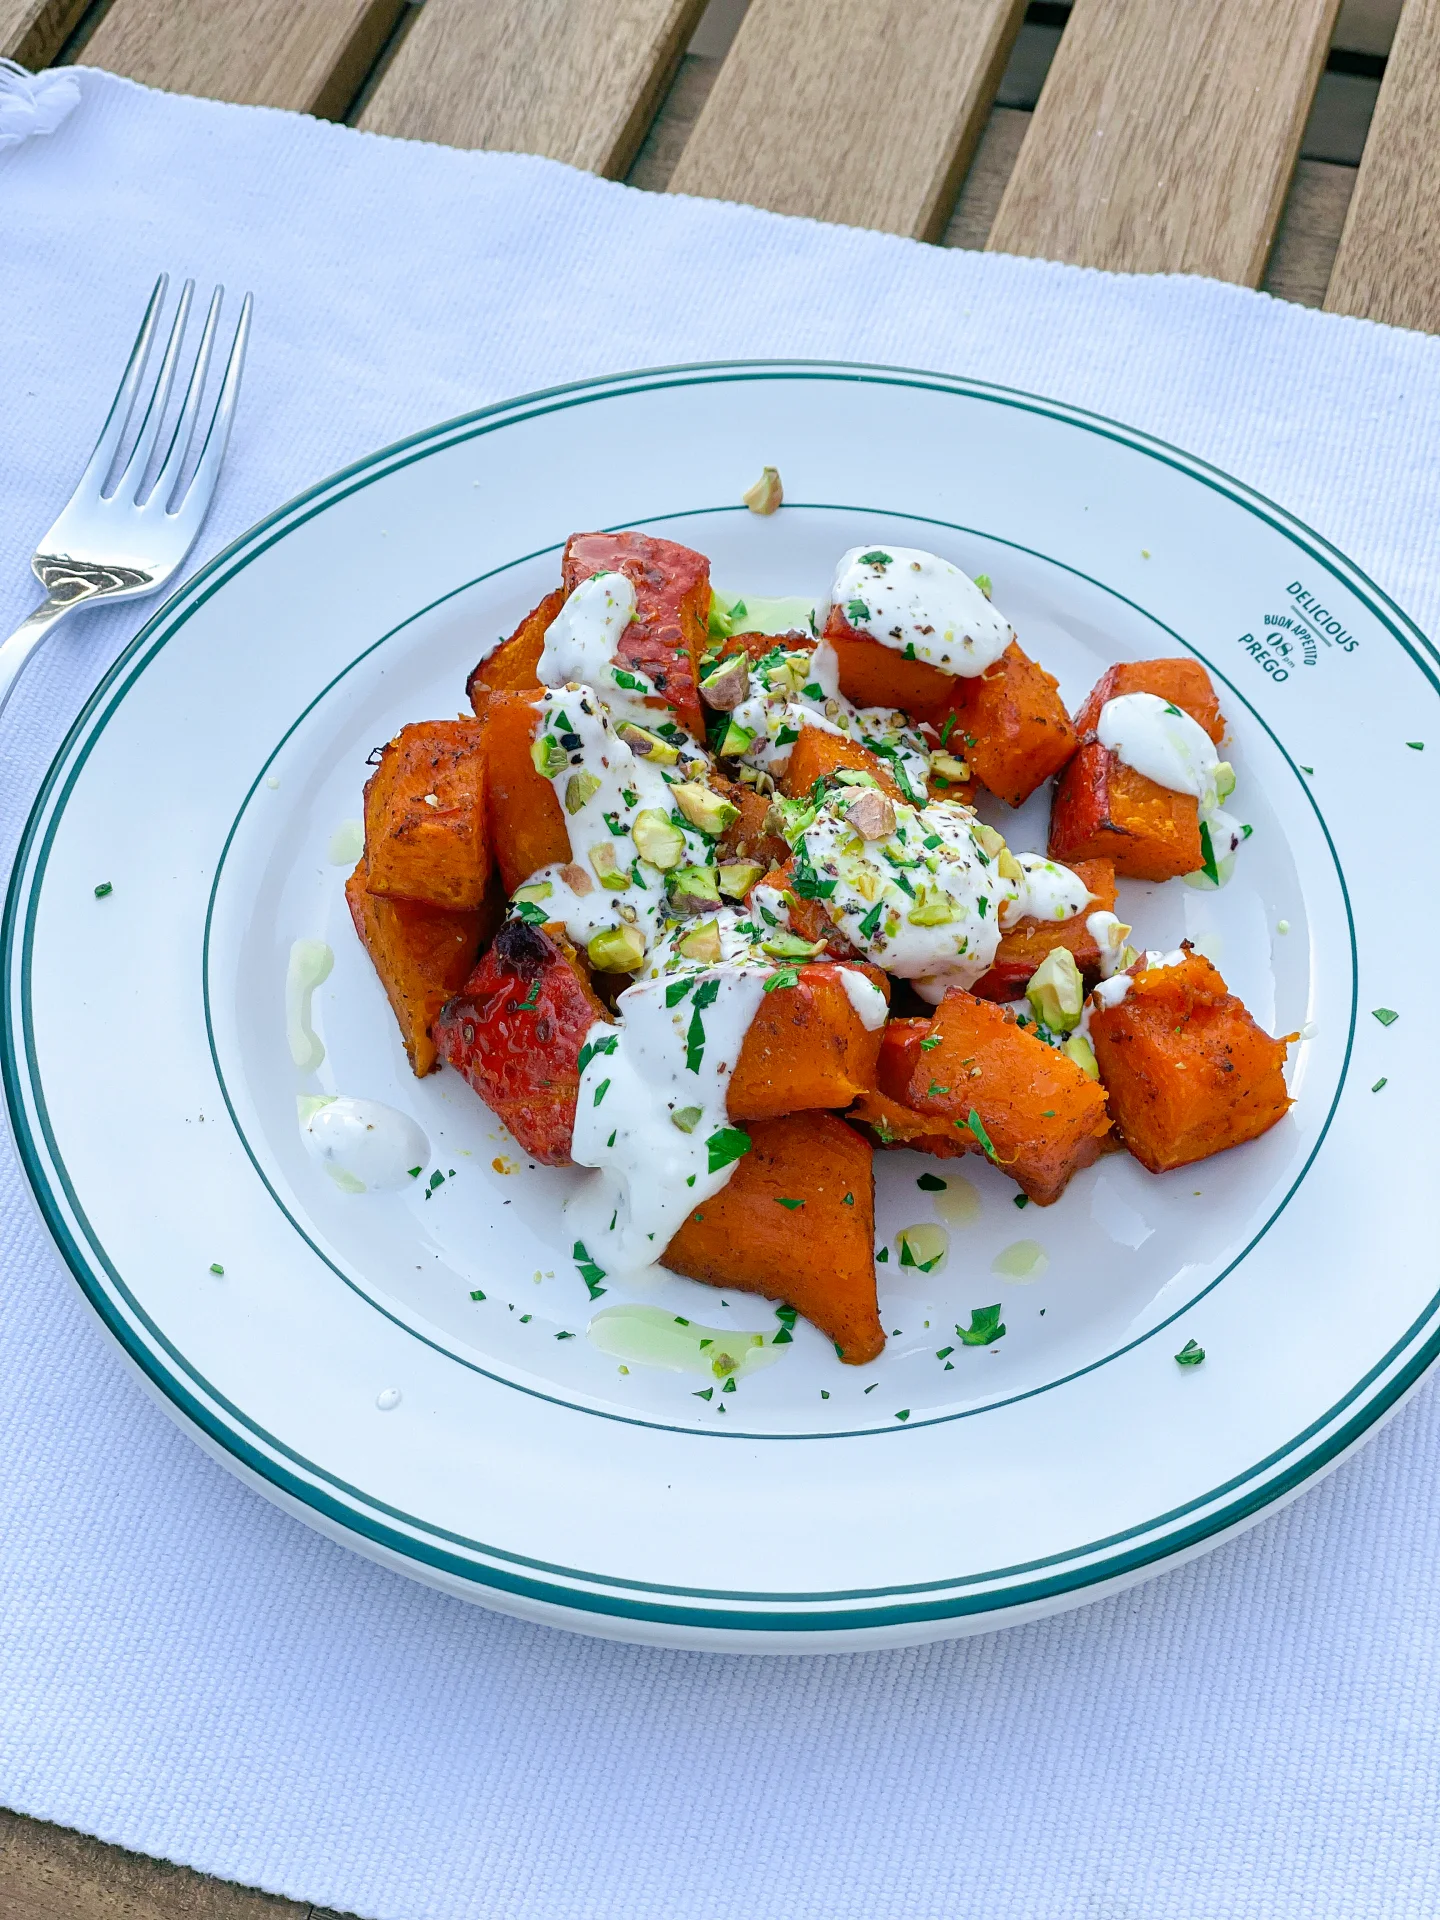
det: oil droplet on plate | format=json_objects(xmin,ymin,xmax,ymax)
[
  {"xmin": 930, "ymin": 1174, "xmax": 982, "ymax": 1226},
  {"xmin": 286, "ymin": 938, "xmax": 334, "ymax": 1070},
  {"xmin": 327, "ymin": 819, "xmax": 365, "ymax": 865},
  {"xmin": 376, "ymin": 1387, "xmax": 402, "ymax": 1411},
  {"xmin": 992, "ymin": 1239, "xmax": 1048, "ymax": 1281}
]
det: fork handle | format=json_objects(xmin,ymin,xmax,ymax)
[{"xmin": 0, "ymin": 594, "xmax": 76, "ymax": 724}]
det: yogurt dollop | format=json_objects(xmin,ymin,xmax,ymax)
[
  {"xmin": 832, "ymin": 545, "xmax": 1012, "ymax": 678},
  {"xmin": 300, "ymin": 1094, "xmax": 429, "ymax": 1193}
]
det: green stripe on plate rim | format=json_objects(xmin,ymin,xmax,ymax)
[{"xmin": 3, "ymin": 359, "xmax": 1435, "ymax": 1632}]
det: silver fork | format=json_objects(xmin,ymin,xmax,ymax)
[{"xmin": 0, "ymin": 272, "xmax": 252, "ymax": 722}]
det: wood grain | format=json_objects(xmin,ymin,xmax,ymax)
[
  {"xmin": 1, "ymin": 0, "xmax": 89, "ymax": 65},
  {"xmin": 359, "ymin": 0, "xmax": 708, "ymax": 175},
  {"xmin": 76, "ymin": 0, "xmax": 406, "ymax": 118},
  {"xmin": 1263, "ymin": 157, "xmax": 1356, "ymax": 306},
  {"xmin": 1325, "ymin": 0, "xmax": 1440, "ymax": 329},
  {"xmin": 988, "ymin": 0, "xmax": 1343, "ymax": 286},
  {"xmin": 666, "ymin": 0, "xmax": 1030, "ymax": 242},
  {"xmin": 0, "ymin": 1808, "xmax": 315, "ymax": 1920},
  {"xmin": 942, "ymin": 104, "xmax": 1033, "ymax": 251}
]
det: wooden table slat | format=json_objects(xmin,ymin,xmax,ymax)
[
  {"xmin": 1325, "ymin": 0, "xmax": 1440, "ymax": 329},
  {"xmin": 988, "ymin": 0, "xmax": 1343, "ymax": 287},
  {"xmin": 76, "ymin": 0, "xmax": 407, "ymax": 119},
  {"xmin": 358, "ymin": 0, "xmax": 709, "ymax": 176},
  {"xmin": 2, "ymin": 0, "xmax": 89, "ymax": 65},
  {"xmin": 666, "ymin": 0, "xmax": 1030, "ymax": 242}
]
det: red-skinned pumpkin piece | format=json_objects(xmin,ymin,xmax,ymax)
[
  {"xmin": 434, "ymin": 918, "xmax": 608, "ymax": 1166},
  {"xmin": 563, "ymin": 530, "xmax": 710, "ymax": 739}
]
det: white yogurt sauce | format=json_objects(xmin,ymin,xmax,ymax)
[
  {"xmin": 1096, "ymin": 691, "xmax": 1246, "ymax": 875},
  {"xmin": 792, "ymin": 790, "xmax": 1083, "ymax": 1004},
  {"xmin": 837, "ymin": 967, "xmax": 889, "ymax": 1031},
  {"xmin": 1086, "ymin": 909, "xmax": 1134, "ymax": 977},
  {"xmin": 724, "ymin": 639, "xmax": 930, "ymax": 798},
  {"xmin": 831, "ymin": 546, "xmax": 1012, "ymax": 677},
  {"xmin": 537, "ymin": 573, "xmax": 663, "ymax": 729},
  {"xmin": 1002, "ymin": 852, "xmax": 1095, "ymax": 929},
  {"xmin": 1088, "ymin": 947, "xmax": 1188, "ymax": 1014},
  {"xmin": 286, "ymin": 938, "xmax": 333, "ymax": 1071},
  {"xmin": 519, "ymin": 686, "xmax": 714, "ymax": 959},
  {"xmin": 567, "ymin": 967, "xmax": 767, "ymax": 1274},
  {"xmin": 299, "ymin": 1093, "xmax": 429, "ymax": 1193}
]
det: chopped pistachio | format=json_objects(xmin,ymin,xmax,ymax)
[
  {"xmin": 631, "ymin": 808, "xmax": 685, "ymax": 870},
  {"xmin": 668, "ymin": 865, "xmax": 722, "ymax": 914},
  {"xmin": 833, "ymin": 768, "xmax": 879, "ymax": 789},
  {"xmin": 588, "ymin": 843, "xmax": 631, "ymax": 892},
  {"xmin": 615, "ymin": 721, "xmax": 679, "ymax": 764},
  {"xmin": 699, "ymin": 655, "xmax": 750, "ymax": 710},
  {"xmin": 530, "ymin": 734, "xmax": 568, "ymax": 778},
  {"xmin": 677, "ymin": 919, "xmax": 723, "ymax": 963},
  {"xmin": 1062, "ymin": 1032, "xmax": 1100, "ymax": 1080},
  {"xmin": 907, "ymin": 884, "xmax": 957, "ymax": 927},
  {"xmin": 672, "ymin": 782, "xmax": 740, "ymax": 836},
  {"xmin": 765, "ymin": 794, "xmax": 819, "ymax": 846},
  {"xmin": 845, "ymin": 789, "xmax": 896, "ymax": 841},
  {"xmin": 513, "ymin": 881, "xmax": 553, "ymax": 907},
  {"xmin": 564, "ymin": 770, "xmax": 602, "ymax": 814},
  {"xmin": 996, "ymin": 849, "xmax": 1023, "ymax": 884},
  {"xmin": 1214, "ymin": 761, "xmax": 1236, "ymax": 802},
  {"xmin": 1027, "ymin": 948, "xmax": 1084, "ymax": 1031},
  {"xmin": 930, "ymin": 752, "xmax": 971, "ymax": 785},
  {"xmin": 762, "ymin": 931, "xmax": 826, "ymax": 960},
  {"xmin": 743, "ymin": 465, "xmax": 784, "ymax": 515},
  {"xmin": 587, "ymin": 924, "xmax": 645, "ymax": 972},
  {"xmin": 719, "ymin": 717, "xmax": 757, "ymax": 757},
  {"xmin": 718, "ymin": 860, "xmax": 765, "ymax": 900},
  {"xmin": 671, "ymin": 1105, "xmax": 703, "ymax": 1133},
  {"xmin": 559, "ymin": 861, "xmax": 594, "ymax": 896},
  {"xmin": 974, "ymin": 823, "xmax": 1006, "ymax": 860}
]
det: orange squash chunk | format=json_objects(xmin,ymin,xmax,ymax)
[
  {"xmin": 1049, "ymin": 740, "xmax": 1203, "ymax": 882},
  {"xmin": 482, "ymin": 690, "xmax": 570, "ymax": 893},
  {"xmin": 663, "ymin": 1113, "xmax": 884, "ymax": 1364},
  {"xmin": 363, "ymin": 718, "xmax": 490, "ymax": 911},
  {"xmin": 971, "ymin": 859, "xmax": 1117, "ymax": 1001},
  {"xmin": 718, "ymin": 629, "xmax": 815, "ymax": 666},
  {"xmin": 467, "ymin": 587, "xmax": 564, "ymax": 719},
  {"xmin": 433, "ymin": 919, "xmax": 608, "ymax": 1166},
  {"xmin": 905, "ymin": 991, "xmax": 1111, "ymax": 1204},
  {"xmin": 727, "ymin": 963, "xmax": 887, "ymax": 1120},
  {"xmin": 1073, "ymin": 658, "xmax": 1225, "ymax": 746},
  {"xmin": 756, "ymin": 862, "xmax": 858, "ymax": 959},
  {"xmin": 824, "ymin": 603, "xmax": 956, "ymax": 712},
  {"xmin": 781, "ymin": 722, "xmax": 907, "ymax": 804},
  {"xmin": 563, "ymin": 530, "xmax": 710, "ymax": 739},
  {"xmin": 849, "ymin": 1019, "xmax": 969, "ymax": 1158},
  {"xmin": 1088, "ymin": 949, "xmax": 1292, "ymax": 1173},
  {"xmin": 715, "ymin": 777, "xmax": 789, "ymax": 871},
  {"xmin": 346, "ymin": 859, "xmax": 486, "ymax": 1076},
  {"xmin": 920, "ymin": 642, "xmax": 1078, "ymax": 807}
]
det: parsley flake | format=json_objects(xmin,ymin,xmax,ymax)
[
  {"xmin": 706, "ymin": 1127, "xmax": 752, "ymax": 1174},
  {"xmin": 964, "ymin": 1109, "xmax": 1000, "ymax": 1161},
  {"xmin": 93, "ymin": 881, "xmax": 113, "ymax": 898},
  {"xmin": 208, "ymin": 1262, "xmax": 224, "ymax": 1276},
  {"xmin": 846, "ymin": 598, "xmax": 870, "ymax": 624},
  {"xmin": 572, "ymin": 1240, "xmax": 607, "ymax": 1300},
  {"xmin": 1372, "ymin": 1077, "xmax": 1388, "ymax": 1092},
  {"xmin": 917, "ymin": 1172, "xmax": 946, "ymax": 1191},
  {"xmin": 1373, "ymin": 1007, "xmax": 1399, "ymax": 1026},
  {"xmin": 1175, "ymin": 1338, "xmax": 1205, "ymax": 1367},
  {"xmin": 764, "ymin": 967, "xmax": 800, "ymax": 993},
  {"xmin": 958, "ymin": 1304, "xmax": 1006, "ymax": 1346},
  {"xmin": 775, "ymin": 1197, "xmax": 804, "ymax": 1210}
]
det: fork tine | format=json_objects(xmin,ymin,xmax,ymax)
[
  {"xmin": 76, "ymin": 272, "xmax": 168, "ymax": 496},
  {"xmin": 172, "ymin": 292, "xmax": 252, "ymax": 526},
  {"xmin": 150, "ymin": 286, "xmax": 221, "ymax": 511},
  {"xmin": 114, "ymin": 278, "xmax": 194, "ymax": 504}
]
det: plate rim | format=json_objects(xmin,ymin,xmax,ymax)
[{"xmin": 7, "ymin": 355, "xmax": 1439, "ymax": 1635}]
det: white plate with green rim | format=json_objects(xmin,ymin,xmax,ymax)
[{"xmin": 5, "ymin": 360, "xmax": 1431, "ymax": 1651}]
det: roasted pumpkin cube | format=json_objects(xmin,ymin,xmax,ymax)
[
  {"xmin": 1073, "ymin": 658, "xmax": 1225, "ymax": 746},
  {"xmin": 362, "ymin": 719, "xmax": 490, "ymax": 911},
  {"xmin": 1088, "ymin": 949, "xmax": 1292, "ymax": 1173},
  {"xmin": 824, "ymin": 602, "xmax": 956, "ymax": 713},
  {"xmin": 717, "ymin": 629, "xmax": 816, "ymax": 667},
  {"xmin": 848, "ymin": 1018, "xmax": 969, "ymax": 1158},
  {"xmin": 715, "ymin": 776, "xmax": 790, "ymax": 872},
  {"xmin": 757, "ymin": 861, "xmax": 859, "ymax": 960},
  {"xmin": 971, "ymin": 859, "xmax": 1117, "ymax": 1001},
  {"xmin": 1049, "ymin": 740, "xmax": 1202, "ymax": 882},
  {"xmin": 780, "ymin": 722, "xmax": 907, "ymax": 805},
  {"xmin": 663, "ymin": 1112, "xmax": 883, "ymax": 1364},
  {"xmin": 482, "ymin": 690, "xmax": 571, "ymax": 893},
  {"xmin": 905, "ymin": 990, "xmax": 1111, "ymax": 1204},
  {"xmin": 466, "ymin": 587, "xmax": 564, "ymax": 719},
  {"xmin": 920, "ymin": 642, "xmax": 1078, "ymax": 807},
  {"xmin": 727, "ymin": 963, "xmax": 887, "ymax": 1120},
  {"xmin": 434, "ymin": 918, "xmax": 608, "ymax": 1166},
  {"xmin": 563, "ymin": 530, "xmax": 710, "ymax": 739},
  {"xmin": 346, "ymin": 859, "xmax": 486, "ymax": 1076}
]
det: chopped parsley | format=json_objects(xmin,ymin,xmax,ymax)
[
  {"xmin": 94, "ymin": 881, "xmax": 113, "ymax": 898},
  {"xmin": 958, "ymin": 1304, "xmax": 1006, "ymax": 1346},
  {"xmin": 764, "ymin": 967, "xmax": 800, "ymax": 993},
  {"xmin": 1373, "ymin": 1007, "xmax": 1399, "ymax": 1026},
  {"xmin": 469, "ymin": 1289, "xmax": 485, "ymax": 1301},
  {"xmin": 665, "ymin": 978, "xmax": 695, "ymax": 1008},
  {"xmin": 916, "ymin": 1172, "xmax": 946, "ymax": 1191},
  {"xmin": 611, "ymin": 668, "xmax": 646, "ymax": 692},
  {"xmin": 1013, "ymin": 1193, "xmax": 1029, "ymax": 1209},
  {"xmin": 846, "ymin": 598, "xmax": 870, "ymax": 624},
  {"xmin": 577, "ymin": 1034, "xmax": 619, "ymax": 1073},
  {"xmin": 513, "ymin": 899, "xmax": 548, "ymax": 926},
  {"xmin": 515, "ymin": 980, "xmax": 541, "ymax": 1010},
  {"xmin": 592, "ymin": 1078, "xmax": 611, "ymax": 1106},
  {"xmin": 1407, "ymin": 741, "xmax": 1424, "ymax": 750},
  {"xmin": 919, "ymin": 1034, "xmax": 941, "ymax": 1052},
  {"xmin": 1175, "ymin": 1338, "xmax": 1205, "ymax": 1367},
  {"xmin": 895, "ymin": 1410, "xmax": 911, "ymax": 1422},
  {"xmin": 877, "ymin": 1247, "xmax": 889, "ymax": 1263},
  {"xmin": 572, "ymin": 1240, "xmax": 607, "ymax": 1300},
  {"xmin": 1197, "ymin": 819, "xmax": 1220, "ymax": 884},
  {"xmin": 775, "ymin": 1197, "xmax": 805, "ymax": 1210},
  {"xmin": 1372, "ymin": 1077, "xmax": 1388, "ymax": 1092},
  {"xmin": 857, "ymin": 901, "xmax": 885, "ymax": 940},
  {"xmin": 859, "ymin": 550, "xmax": 892, "ymax": 566},
  {"xmin": 963, "ymin": 1108, "xmax": 999, "ymax": 1161},
  {"xmin": 706, "ymin": 1126, "xmax": 752, "ymax": 1174}
]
